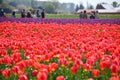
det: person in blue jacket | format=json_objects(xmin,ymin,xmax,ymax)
[{"xmin": 0, "ymin": 8, "xmax": 4, "ymax": 17}]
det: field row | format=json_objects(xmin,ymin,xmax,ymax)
[
  {"xmin": 6, "ymin": 14, "xmax": 120, "ymax": 19},
  {"xmin": 0, "ymin": 22, "xmax": 120, "ymax": 80},
  {"xmin": 0, "ymin": 18, "xmax": 120, "ymax": 25}
]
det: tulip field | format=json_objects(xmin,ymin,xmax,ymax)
[{"xmin": 0, "ymin": 19, "xmax": 120, "ymax": 80}]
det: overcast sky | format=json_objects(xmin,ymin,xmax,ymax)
[{"xmin": 38, "ymin": 0, "xmax": 120, "ymax": 8}]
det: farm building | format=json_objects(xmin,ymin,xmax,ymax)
[{"xmin": 76, "ymin": 3, "xmax": 120, "ymax": 14}]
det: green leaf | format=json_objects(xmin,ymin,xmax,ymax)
[{"xmin": 6, "ymin": 47, "xmax": 13, "ymax": 55}]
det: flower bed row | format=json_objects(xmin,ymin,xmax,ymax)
[
  {"xmin": 0, "ymin": 22, "xmax": 120, "ymax": 80},
  {"xmin": 0, "ymin": 18, "xmax": 120, "ymax": 24}
]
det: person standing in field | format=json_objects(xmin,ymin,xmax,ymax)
[
  {"xmin": 31, "ymin": 11, "xmax": 36, "ymax": 18},
  {"xmin": 94, "ymin": 11, "xmax": 99, "ymax": 19},
  {"xmin": 12, "ymin": 11, "xmax": 16, "ymax": 18},
  {"xmin": 26, "ymin": 11, "xmax": 32, "ymax": 18},
  {"xmin": 36, "ymin": 10, "xmax": 41, "ymax": 18},
  {"xmin": 0, "ymin": 8, "xmax": 4, "ymax": 17},
  {"xmin": 41, "ymin": 9, "xmax": 45, "ymax": 18},
  {"xmin": 83, "ymin": 10, "xmax": 87, "ymax": 19},
  {"xmin": 3, "ymin": 12, "xmax": 7, "ymax": 18},
  {"xmin": 21, "ymin": 9, "xmax": 26, "ymax": 18},
  {"xmin": 79, "ymin": 11, "xmax": 84, "ymax": 19},
  {"xmin": 89, "ymin": 12, "xmax": 95, "ymax": 19}
]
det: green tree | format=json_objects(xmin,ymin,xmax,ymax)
[
  {"xmin": 87, "ymin": 4, "xmax": 94, "ymax": 9},
  {"xmin": 89, "ymin": 5, "xmax": 94, "ymax": 9},
  {"xmin": 51, "ymin": 0, "xmax": 60, "ymax": 13},
  {"xmin": 52, "ymin": 1, "xmax": 60, "ymax": 12},
  {"xmin": 75, "ymin": 4, "xmax": 79, "ymax": 11},
  {"xmin": 79, "ymin": 3, "xmax": 84, "ymax": 9},
  {"xmin": 8, "ymin": 0, "xmax": 32, "ymax": 7},
  {"xmin": 69, "ymin": 3, "xmax": 75, "ymax": 13},
  {"xmin": 112, "ymin": 1, "xmax": 119, "ymax": 8},
  {"xmin": 45, "ymin": 3, "xmax": 55, "ymax": 14},
  {"xmin": 1, "ymin": 3, "xmax": 8, "ymax": 8}
]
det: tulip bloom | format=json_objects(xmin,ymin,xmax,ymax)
[
  {"xmin": 0, "ymin": 49, "xmax": 7, "ymax": 56},
  {"xmin": 11, "ymin": 53, "xmax": 21, "ymax": 63},
  {"xmin": 92, "ymin": 69, "xmax": 100, "ymax": 78},
  {"xmin": 56, "ymin": 76, "xmax": 65, "ymax": 80},
  {"xmin": 86, "ymin": 58, "xmax": 95, "ymax": 67},
  {"xmin": 49, "ymin": 63, "xmax": 58, "ymax": 73},
  {"xmin": 70, "ymin": 65, "xmax": 79, "ymax": 74},
  {"xmin": 100, "ymin": 60, "xmax": 110, "ymax": 70},
  {"xmin": 2, "ymin": 55, "xmax": 14, "ymax": 66},
  {"xmin": 12, "ymin": 66, "xmax": 23, "ymax": 75},
  {"xmin": 28, "ymin": 59, "xmax": 35, "ymax": 67},
  {"xmin": 16, "ymin": 60, "xmax": 28, "ymax": 71},
  {"xmin": 2, "ymin": 69, "xmax": 11, "ymax": 78},
  {"xmin": 44, "ymin": 54, "xmax": 52, "ymax": 62},
  {"xmin": 83, "ymin": 64, "xmax": 90, "ymax": 71},
  {"xmin": 59, "ymin": 58, "xmax": 68, "ymax": 67},
  {"xmin": 32, "ymin": 70, "xmax": 38, "ymax": 77},
  {"xmin": 110, "ymin": 64, "xmax": 119, "ymax": 76},
  {"xmin": 109, "ymin": 77, "xmax": 118, "ymax": 80},
  {"xmin": 74, "ymin": 59, "xmax": 83, "ymax": 67},
  {"xmin": 34, "ymin": 55, "xmax": 42, "ymax": 62},
  {"xmin": 37, "ymin": 72, "xmax": 48, "ymax": 80},
  {"xmin": 19, "ymin": 74, "xmax": 28, "ymax": 80}
]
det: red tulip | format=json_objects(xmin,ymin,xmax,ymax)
[
  {"xmin": 86, "ymin": 58, "xmax": 95, "ymax": 66},
  {"xmin": 37, "ymin": 72, "xmax": 48, "ymax": 80},
  {"xmin": 59, "ymin": 58, "xmax": 68, "ymax": 67},
  {"xmin": 110, "ymin": 64, "xmax": 119, "ymax": 76},
  {"xmin": 109, "ymin": 77, "xmax": 118, "ymax": 80},
  {"xmin": 2, "ymin": 55, "xmax": 14, "ymax": 66},
  {"xmin": 83, "ymin": 63, "xmax": 90, "ymax": 71},
  {"xmin": 34, "ymin": 55, "xmax": 42, "ymax": 62},
  {"xmin": 100, "ymin": 60, "xmax": 110, "ymax": 70},
  {"xmin": 44, "ymin": 54, "xmax": 52, "ymax": 62},
  {"xmin": 70, "ymin": 65, "xmax": 79, "ymax": 74},
  {"xmin": 0, "ymin": 49, "xmax": 7, "ymax": 56},
  {"xmin": 41, "ymin": 69, "xmax": 48, "ymax": 76},
  {"xmin": 74, "ymin": 59, "xmax": 83, "ymax": 67},
  {"xmin": 92, "ymin": 69, "xmax": 100, "ymax": 78},
  {"xmin": 16, "ymin": 60, "xmax": 28, "ymax": 71},
  {"xmin": 11, "ymin": 53, "xmax": 21, "ymax": 63},
  {"xmin": 56, "ymin": 76, "xmax": 65, "ymax": 80},
  {"xmin": 12, "ymin": 66, "xmax": 23, "ymax": 75},
  {"xmin": 2, "ymin": 69, "xmax": 11, "ymax": 78},
  {"xmin": 28, "ymin": 59, "xmax": 35, "ymax": 67},
  {"xmin": 19, "ymin": 74, "xmax": 28, "ymax": 80},
  {"xmin": 32, "ymin": 70, "xmax": 38, "ymax": 77},
  {"xmin": 49, "ymin": 63, "xmax": 58, "ymax": 73},
  {"xmin": 33, "ymin": 62, "xmax": 48, "ymax": 72}
]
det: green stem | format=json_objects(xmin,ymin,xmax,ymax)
[{"xmin": 73, "ymin": 74, "xmax": 75, "ymax": 80}]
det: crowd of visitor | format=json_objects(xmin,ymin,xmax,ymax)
[
  {"xmin": 0, "ymin": 8, "xmax": 45, "ymax": 18},
  {"xmin": 79, "ymin": 10, "xmax": 99, "ymax": 19},
  {"xmin": 20, "ymin": 9, "xmax": 45, "ymax": 18},
  {"xmin": 0, "ymin": 8, "xmax": 99, "ymax": 19}
]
